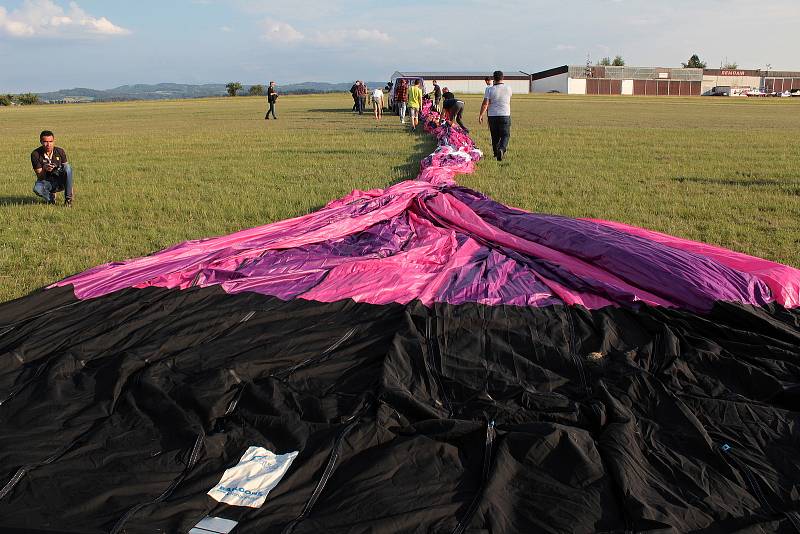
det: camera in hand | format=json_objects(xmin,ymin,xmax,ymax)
[{"xmin": 45, "ymin": 161, "xmax": 64, "ymax": 177}]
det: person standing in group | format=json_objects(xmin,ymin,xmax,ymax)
[
  {"xmin": 356, "ymin": 81, "xmax": 367, "ymax": 115},
  {"xmin": 479, "ymin": 70, "xmax": 512, "ymax": 161},
  {"xmin": 384, "ymin": 82, "xmax": 393, "ymax": 111},
  {"xmin": 395, "ymin": 79, "xmax": 408, "ymax": 124},
  {"xmin": 265, "ymin": 81, "xmax": 278, "ymax": 119},
  {"xmin": 432, "ymin": 80, "xmax": 442, "ymax": 113},
  {"xmin": 407, "ymin": 79, "xmax": 423, "ymax": 130},
  {"xmin": 31, "ymin": 130, "xmax": 74, "ymax": 206},
  {"xmin": 350, "ymin": 81, "xmax": 359, "ymax": 112},
  {"xmin": 372, "ymin": 86, "xmax": 384, "ymax": 121}
]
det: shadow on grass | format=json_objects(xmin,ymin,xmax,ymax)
[
  {"xmin": 309, "ymin": 107, "xmax": 398, "ymax": 115},
  {"xmin": 390, "ymin": 129, "xmax": 437, "ymax": 185},
  {"xmin": 674, "ymin": 176, "xmax": 797, "ymax": 188},
  {"xmin": 304, "ymin": 129, "xmax": 438, "ymax": 213},
  {"xmin": 308, "ymin": 108, "xmax": 363, "ymax": 114},
  {"xmin": 0, "ymin": 196, "xmax": 44, "ymax": 206}
]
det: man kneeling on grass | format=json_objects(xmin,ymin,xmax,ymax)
[{"xmin": 31, "ymin": 130, "xmax": 74, "ymax": 206}]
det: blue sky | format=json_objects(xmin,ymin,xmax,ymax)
[{"xmin": 1, "ymin": 0, "xmax": 799, "ymax": 92}]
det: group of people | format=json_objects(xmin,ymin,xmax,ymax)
[
  {"xmin": 357, "ymin": 70, "xmax": 513, "ymax": 162},
  {"xmin": 28, "ymin": 72, "xmax": 512, "ymax": 206},
  {"xmin": 349, "ymin": 80, "xmax": 389, "ymax": 120}
]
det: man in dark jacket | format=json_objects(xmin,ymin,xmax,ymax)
[
  {"xmin": 350, "ymin": 81, "xmax": 359, "ymax": 112},
  {"xmin": 265, "ymin": 81, "xmax": 278, "ymax": 119},
  {"xmin": 432, "ymin": 80, "xmax": 442, "ymax": 113}
]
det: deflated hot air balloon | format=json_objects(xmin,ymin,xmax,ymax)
[{"xmin": 1, "ymin": 101, "xmax": 798, "ymax": 534}]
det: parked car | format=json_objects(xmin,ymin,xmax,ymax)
[
  {"xmin": 709, "ymin": 86, "xmax": 731, "ymax": 96},
  {"xmin": 388, "ymin": 76, "xmax": 425, "ymax": 114}
]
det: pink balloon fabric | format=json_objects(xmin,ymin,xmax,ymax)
[{"xmin": 52, "ymin": 101, "xmax": 800, "ymax": 312}]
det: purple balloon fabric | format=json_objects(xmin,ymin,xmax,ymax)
[{"xmin": 52, "ymin": 101, "xmax": 800, "ymax": 312}]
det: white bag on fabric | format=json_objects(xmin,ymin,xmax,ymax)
[{"xmin": 208, "ymin": 446, "xmax": 299, "ymax": 508}]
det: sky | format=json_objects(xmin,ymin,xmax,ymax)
[{"xmin": 1, "ymin": 0, "xmax": 799, "ymax": 93}]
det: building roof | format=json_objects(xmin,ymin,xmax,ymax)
[{"xmin": 391, "ymin": 71, "xmax": 530, "ymax": 80}]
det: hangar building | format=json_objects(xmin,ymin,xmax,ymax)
[
  {"xmin": 532, "ymin": 65, "xmax": 703, "ymax": 96},
  {"xmin": 534, "ymin": 65, "xmax": 800, "ymax": 96},
  {"xmin": 390, "ymin": 71, "xmax": 531, "ymax": 95},
  {"xmin": 703, "ymin": 69, "xmax": 800, "ymax": 94},
  {"xmin": 702, "ymin": 69, "xmax": 764, "ymax": 95}
]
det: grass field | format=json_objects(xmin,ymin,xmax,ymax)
[{"xmin": 1, "ymin": 93, "xmax": 799, "ymax": 302}]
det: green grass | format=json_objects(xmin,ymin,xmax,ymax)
[{"xmin": 1, "ymin": 93, "xmax": 798, "ymax": 302}]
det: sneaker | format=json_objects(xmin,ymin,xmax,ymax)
[
  {"xmin": 498, "ymin": 148, "xmax": 505, "ymax": 161},
  {"xmin": 65, "ymin": 198, "xmax": 73, "ymax": 207}
]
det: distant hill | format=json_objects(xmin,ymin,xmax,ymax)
[{"xmin": 37, "ymin": 82, "xmax": 388, "ymax": 103}]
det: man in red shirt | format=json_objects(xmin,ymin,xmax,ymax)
[
  {"xmin": 356, "ymin": 81, "xmax": 367, "ymax": 115},
  {"xmin": 394, "ymin": 79, "xmax": 409, "ymax": 124}
]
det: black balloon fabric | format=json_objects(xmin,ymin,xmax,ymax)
[{"xmin": 1, "ymin": 286, "xmax": 799, "ymax": 533}]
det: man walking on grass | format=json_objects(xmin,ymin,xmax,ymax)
[
  {"xmin": 394, "ymin": 79, "xmax": 408, "ymax": 124},
  {"xmin": 479, "ymin": 70, "xmax": 512, "ymax": 161},
  {"xmin": 265, "ymin": 81, "xmax": 278, "ymax": 119},
  {"xmin": 407, "ymin": 79, "xmax": 423, "ymax": 130}
]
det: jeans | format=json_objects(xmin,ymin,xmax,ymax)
[
  {"xmin": 488, "ymin": 116, "xmax": 511, "ymax": 158},
  {"xmin": 446, "ymin": 102, "xmax": 468, "ymax": 132},
  {"xmin": 398, "ymin": 102, "xmax": 407, "ymax": 122},
  {"xmin": 33, "ymin": 163, "xmax": 73, "ymax": 202},
  {"xmin": 358, "ymin": 96, "xmax": 366, "ymax": 114},
  {"xmin": 265, "ymin": 101, "xmax": 277, "ymax": 119}
]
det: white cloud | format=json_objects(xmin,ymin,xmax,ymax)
[
  {"xmin": 422, "ymin": 37, "xmax": 440, "ymax": 46},
  {"xmin": 555, "ymin": 44, "xmax": 576, "ymax": 51},
  {"xmin": 0, "ymin": 0, "xmax": 130, "ymax": 38},
  {"xmin": 220, "ymin": 26, "xmax": 232, "ymax": 32},
  {"xmin": 261, "ymin": 19, "xmax": 304, "ymax": 43},
  {"xmin": 311, "ymin": 28, "xmax": 390, "ymax": 46},
  {"xmin": 260, "ymin": 19, "xmax": 391, "ymax": 46}
]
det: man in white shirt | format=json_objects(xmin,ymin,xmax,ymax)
[
  {"xmin": 478, "ymin": 70, "xmax": 513, "ymax": 161},
  {"xmin": 372, "ymin": 87, "xmax": 384, "ymax": 120}
]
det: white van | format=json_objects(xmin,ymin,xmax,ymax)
[{"xmin": 388, "ymin": 76, "xmax": 425, "ymax": 114}]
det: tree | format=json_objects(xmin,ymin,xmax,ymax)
[
  {"xmin": 722, "ymin": 61, "xmax": 738, "ymax": 69},
  {"xmin": 16, "ymin": 93, "xmax": 40, "ymax": 105},
  {"xmin": 612, "ymin": 55, "xmax": 625, "ymax": 66},
  {"xmin": 0, "ymin": 94, "xmax": 12, "ymax": 106},
  {"xmin": 248, "ymin": 84, "xmax": 264, "ymax": 96},
  {"xmin": 682, "ymin": 54, "xmax": 707, "ymax": 69},
  {"xmin": 598, "ymin": 57, "xmax": 611, "ymax": 66},
  {"xmin": 225, "ymin": 82, "xmax": 242, "ymax": 97}
]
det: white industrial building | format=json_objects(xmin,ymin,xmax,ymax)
[
  {"xmin": 390, "ymin": 71, "xmax": 531, "ymax": 94},
  {"xmin": 532, "ymin": 65, "xmax": 704, "ymax": 96}
]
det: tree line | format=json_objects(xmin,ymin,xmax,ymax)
[
  {"xmin": 594, "ymin": 54, "xmax": 737, "ymax": 70},
  {"xmin": 225, "ymin": 82, "xmax": 263, "ymax": 97},
  {"xmin": 0, "ymin": 93, "xmax": 40, "ymax": 106}
]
